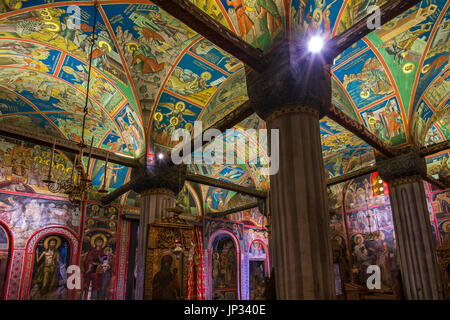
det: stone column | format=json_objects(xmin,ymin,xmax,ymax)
[
  {"xmin": 132, "ymin": 163, "xmax": 186, "ymax": 299},
  {"xmin": 135, "ymin": 188, "xmax": 175, "ymax": 300},
  {"xmin": 246, "ymin": 43, "xmax": 335, "ymax": 299},
  {"xmin": 377, "ymin": 152, "xmax": 444, "ymax": 300}
]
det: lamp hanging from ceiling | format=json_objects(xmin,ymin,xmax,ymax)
[{"xmin": 44, "ymin": 3, "xmax": 110, "ymax": 206}]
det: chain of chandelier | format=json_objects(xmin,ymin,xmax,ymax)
[{"xmin": 43, "ymin": 3, "xmax": 109, "ymax": 206}]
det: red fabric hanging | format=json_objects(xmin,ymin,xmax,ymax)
[{"xmin": 188, "ymin": 226, "xmax": 205, "ymax": 299}]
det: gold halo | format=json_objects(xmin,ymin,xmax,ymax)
[
  {"xmin": 175, "ymin": 101, "xmax": 185, "ymax": 112},
  {"xmin": 62, "ymin": 65, "xmax": 76, "ymax": 75},
  {"xmin": 443, "ymin": 221, "xmax": 450, "ymax": 233},
  {"xmin": 360, "ymin": 91, "xmax": 370, "ymax": 99},
  {"xmin": 44, "ymin": 21, "xmax": 60, "ymax": 32},
  {"xmin": 354, "ymin": 233, "xmax": 364, "ymax": 244},
  {"xmin": 403, "ymin": 62, "xmax": 414, "ymax": 74},
  {"xmin": 127, "ymin": 42, "xmax": 139, "ymax": 53},
  {"xmin": 40, "ymin": 9, "xmax": 51, "ymax": 16},
  {"xmin": 98, "ymin": 41, "xmax": 112, "ymax": 52},
  {"xmin": 170, "ymin": 117, "xmax": 179, "ymax": 126},
  {"xmin": 312, "ymin": 8, "xmax": 323, "ymax": 24},
  {"xmin": 185, "ymin": 122, "xmax": 193, "ymax": 131},
  {"xmin": 383, "ymin": 21, "xmax": 397, "ymax": 30},
  {"xmin": 368, "ymin": 117, "xmax": 377, "ymax": 125},
  {"xmin": 31, "ymin": 50, "xmax": 46, "ymax": 60},
  {"xmin": 90, "ymin": 233, "xmax": 107, "ymax": 248},
  {"xmin": 333, "ymin": 235, "xmax": 343, "ymax": 245},
  {"xmin": 154, "ymin": 112, "xmax": 163, "ymax": 122},
  {"xmin": 422, "ymin": 64, "xmax": 431, "ymax": 74},
  {"xmin": 44, "ymin": 236, "xmax": 61, "ymax": 249},
  {"xmin": 201, "ymin": 72, "xmax": 211, "ymax": 81}
]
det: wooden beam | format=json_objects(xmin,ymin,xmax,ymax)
[
  {"xmin": 151, "ymin": 0, "xmax": 268, "ymax": 72},
  {"xmin": 0, "ymin": 123, "xmax": 138, "ymax": 168},
  {"xmin": 420, "ymin": 140, "xmax": 449, "ymax": 157},
  {"xmin": 101, "ymin": 170, "xmax": 266, "ymax": 204},
  {"xmin": 170, "ymin": 100, "xmax": 254, "ymax": 159},
  {"xmin": 101, "ymin": 180, "xmax": 134, "ymax": 204},
  {"xmin": 423, "ymin": 175, "xmax": 448, "ymax": 190},
  {"xmin": 327, "ymin": 105, "xmax": 396, "ymax": 157},
  {"xmin": 327, "ymin": 165, "xmax": 377, "ymax": 186},
  {"xmin": 186, "ymin": 173, "xmax": 267, "ymax": 199},
  {"xmin": 209, "ymin": 200, "xmax": 259, "ymax": 219},
  {"xmin": 327, "ymin": 0, "xmax": 422, "ymax": 58}
]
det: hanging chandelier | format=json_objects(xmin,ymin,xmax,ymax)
[
  {"xmin": 44, "ymin": 3, "xmax": 109, "ymax": 206},
  {"xmin": 359, "ymin": 187, "xmax": 381, "ymax": 241}
]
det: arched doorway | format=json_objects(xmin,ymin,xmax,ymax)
[
  {"xmin": 211, "ymin": 234, "xmax": 239, "ymax": 300},
  {"xmin": 0, "ymin": 223, "xmax": 11, "ymax": 300}
]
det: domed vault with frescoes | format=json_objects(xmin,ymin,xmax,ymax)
[{"xmin": 0, "ymin": 0, "xmax": 448, "ymax": 301}]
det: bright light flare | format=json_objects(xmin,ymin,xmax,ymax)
[{"xmin": 308, "ymin": 35, "xmax": 324, "ymax": 54}]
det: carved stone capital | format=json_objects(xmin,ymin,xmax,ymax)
[
  {"xmin": 131, "ymin": 163, "xmax": 186, "ymax": 196},
  {"xmin": 140, "ymin": 188, "xmax": 175, "ymax": 198},
  {"xmin": 376, "ymin": 151, "xmax": 427, "ymax": 184},
  {"xmin": 246, "ymin": 42, "xmax": 331, "ymax": 121}
]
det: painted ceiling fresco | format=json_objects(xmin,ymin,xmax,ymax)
[
  {"xmin": 321, "ymin": 116, "xmax": 375, "ymax": 178},
  {"xmin": 191, "ymin": 0, "xmax": 287, "ymax": 51},
  {"xmin": 0, "ymin": 1, "xmax": 447, "ymax": 212},
  {"xmin": 328, "ymin": 0, "xmax": 449, "ymax": 149}
]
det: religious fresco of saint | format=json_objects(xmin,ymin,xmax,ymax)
[
  {"xmin": 321, "ymin": 118, "xmax": 376, "ymax": 178},
  {"xmin": 80, "ymin": 230, "xmax": 117, "ymax": 300},
  {"xmin": 151, "ymin": 91, "xmax": 203, "ymax": 148},
  {"xmin": 77, "ymin": 203, "xmax": 120, "ymax": 300},
  {"xmin": 166, "ymin": 53, "xmax": 228, "ymax": 105},
  {"xmin": 426, "ymin": 151, "xmax": 450, "ymax": 180},
  {"xmin": 204, "ymin": 187, "xmax": 231, "ymax": 213},
  {"xmin": 342, "ymin": 174, "xmax": 398, "ymax": 289},
  {"xmin": 0, "ymin": 137, "xmax": 82, "ymax": 249},
  {"xmin": 368, "ymin": 1, "xmax": 445, "ymax": 136},
  {"xmin": 212, "ymin": 235, "xmax": 237, "ymax": 299},
  {"xmin": 201, "ymin": 69, "xmax": 248, "ymax": 126},
  {"xmin": 87, "ymin": 158, "xmax": 131, "ymax": 202},
  {"xmin": 215, "ymin": 0, "xmax": 286, "ymax": 51},
  {"xmin": 0, "ymin": 137, "xmax": 76, "ymax": 197},
  {"xmin": 204, "ymin": 218, "xmax": 244, "ymax": 244},
  {"xmin": 176, "ymin": 183, "xmax": 201, "ymax": 216},
  {"xmin": 360, "ymin": 98, "xmax": 407, "ymax": 146},
  {"xmin": 432, "ymin": 190, "xmax": 450, "ymax": 220},
  {"xmin": 103, "ymin": 3, "xmax": 197, "ymax": 110},
  {"xmin": 29, "ymin": 235, "xmax": 71, "ymax": 300},
  {"xmin": 437, "ymin": 219, "xmax": 450, "ymax": 243},
  {"xmin": 0, "ymin": 4, "xmax": 145, "ymax": 157},
  {"xmin": 0, "ymin": 193, "xmax": 79, "ymax": 248},
  {"xmin": 334, "ymin": 51, "xmax": 395, "ymax": 108},
  {"xmin": 227, "ymin": 207, "xmax": 267, "ymax": 227},
  {"xmin": 152, "ymin": 251, "xmax": 182, "ymax": 299},
  {"xmin": 249, "ymin": 260, "xmax": 265, "ymax": 300},
  {"xmin": 248, "ymin": 240, "xmax": 265, "ymax": 259}
]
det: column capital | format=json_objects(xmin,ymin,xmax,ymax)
[
  {"xmin": 246, "ymin": 42, "xmax": 331, "ymax": 121},
  {"xmin": 130, "ymin": 163, "xmax": 186, "ymax": 196},
  {"xmin": 140, "ymin": 188, "xmax": 175, "ymax": 198},
  {"xmin": 376, "ymin": 151, "xmax": 427, "ymax": 185}
]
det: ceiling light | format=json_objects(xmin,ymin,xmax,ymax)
[{"xmin": 308, "ymin": 35, "xmax": 324, "ymax": 54}]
